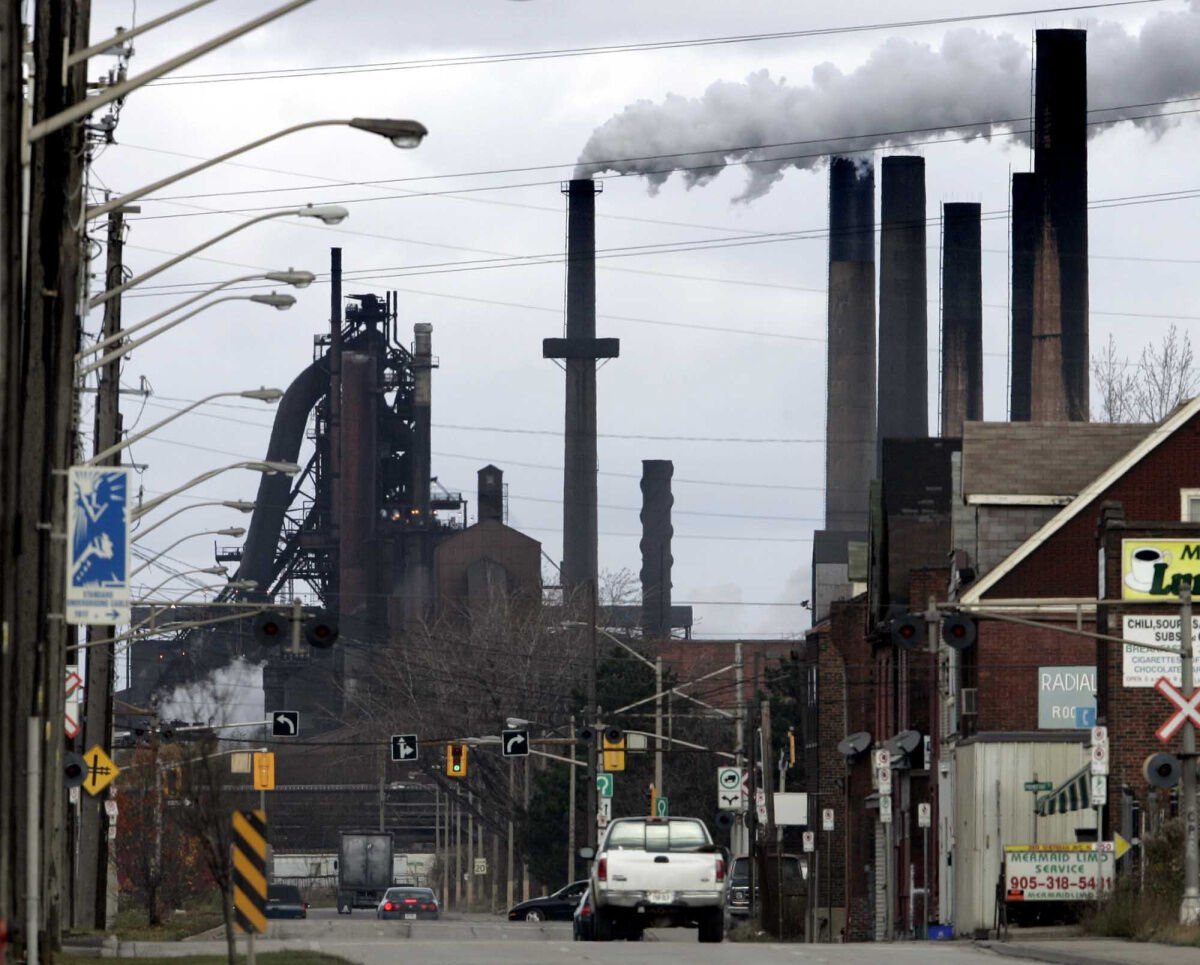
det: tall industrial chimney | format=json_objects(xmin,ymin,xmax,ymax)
[
  {"xmin": 878, "ymin": 156, "xmax": 928, "ymax": 448},
  {"xmin": 639, "ymin": 460, "xmax": 674, "ymax": 639},
  {"xmin": 1031, "ymin": 29, "xmax": 1089, "ymax": 421},
  {"xmin": 824, "ymin": 156, "xmax": 876, "ymax": 533},
  {"xmin": 542, "ymin": 180, "xmax": 620, "ymax": 594},
  {"xmin": 412, "ymin": 322, "xmax": 433, "ymax": 521},
  {"xmin": 1010, "ymin": 174, "xmax": 1039, "ymax": 421},
  {"xmin": 941, "ymin": 203, "xmax": 983, "ymax": 437}
]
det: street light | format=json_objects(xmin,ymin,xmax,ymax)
[
  {"xmin": 88, "ymin": 205, "xmax": 348, "ymax": 310},
  {"xmin": 132, "ymin": 579, "xmax": 256, "ymax": 611},
  {"xmin": 134, "ymin": 566, "xmax": 230, "ymax": 602},
  {"xmin": 77, "ymin": 270, "xmax": 313, "ymax": 362},
  {"xmin": 132, "ymin": 528, "xmax": 246, "ymax": 578},
  {"xmin": 86, "ymin": 389, "xmax": 281, "ymax": 465},
  {"xmin": 133, "ymin": 461, "xmax": 300, "ymax": 519},
  {"xmin": 133, "ymin": 500, "xmax": 255, "ymax": 544},
  {"xmin": 87, "ymin": 119, "xmax": 427, "ymax": 221},
  {"xmin": 76, "ymin": 294, "xmax": 294, "ymax": 379}
]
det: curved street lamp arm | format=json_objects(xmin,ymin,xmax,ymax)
[
  {"xmin": 77, "ymin": 295, "xmax": 246, "ymax": 377},
  {"xmin": 66, "ymin": 0, "xmax": 217, "ymax": 68},
  {"xmin": 26, "ymin": 0, "xmax": 316, "ymax": 146},
  {"xmin": 87, "ymin": 120, "xmax": 348, "ymax": 221},
  {"xmin": 77, "ymin": 274, "xmax": 261, "ymax": 360},
  {"xmin": 132, "ymin": 530, "xmax": 228, "ymax": 578},
  {"xmin": 86, "ymin": 391, "xmax": 238, "ymax": 465},
  {"xmin": 89, "ymin": 212, "xmax": 295, "ymax": 310},
  {"xmin": 133, "ymin": 500, "xmax": 252, "ymax": 544}
]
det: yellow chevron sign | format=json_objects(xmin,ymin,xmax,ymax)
[{"xmin": 231, "ymin": 809, "xmax": 268, "ymax": 934}]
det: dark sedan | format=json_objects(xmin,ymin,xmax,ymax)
[
  {"xmin": 264, "ymin": 884, "xmax": 307, "ymax": 919},
  {"xmin": 376, "ymin": 886, "xmax": 440, "ymax": 920},
  {"xmin": 507, "ymin": 879, "xmax": 588, "ymax": 922}
]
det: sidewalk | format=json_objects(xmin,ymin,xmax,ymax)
[{"xmin": 979, "ymin": 938, "xmax": 1200, "ymax": 965}]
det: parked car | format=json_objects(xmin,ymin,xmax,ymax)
[
  {"xmin": 725, "ymin": 853, "xmax": 808, "ymax": 929},
  {"xmin": 507, "ymin": 879, "xmax": 588, "ymax": 921},
  {"xmin": 264, "ymin": 883, "xmax": 307, "ymax": 920},
  {"xmin": 376, "ymin": 886, "xmax": 440, "ymax": 920}
]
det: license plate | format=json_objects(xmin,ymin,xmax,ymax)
[
  {"xmin": 648, "ymin": 891, "xmax": 673, "ymax": 904},
  {"xmin": 404, "ymin": 913, "xmax": 417, "ymax": 919}
]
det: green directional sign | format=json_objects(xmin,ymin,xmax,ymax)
[
  {"xmin": 1024, "ymin": 781, "xmax": 1053, "ymax": 792},
  {"xmin": 596, "ymin": 773, "xmax": 614, "ymax": 798},
  {"xmin": 655, "ymin": 796, "xmax": 669, "ymax": 817}
]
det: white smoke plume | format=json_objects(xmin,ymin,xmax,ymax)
[
  {"xmin": 575, "ymin": 2, "xmax": 1200, "ymax": 201},
  {"xmin": 158, "ymin": 656, "xmax": 264, "ymax": 736}
]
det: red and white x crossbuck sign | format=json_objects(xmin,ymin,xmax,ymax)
[{"xmin": 1154, "ymin": 676, "xmax": 1200, "ymax": 744}]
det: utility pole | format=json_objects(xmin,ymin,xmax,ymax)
[
  {"xmin": 466, "ymin": 791, "xmax": 474, "ymax": 911},
  {"xmin": 761, "ymin": 699, "xmax": 778, "ymax": 936},
  {"xmin": 523, "ymin": 753, "xmax": 531, "ymax": 899},
  {"xmin": 734, "ymin": 642, "xmax": 746, "ymax": 856},
  {"xmin": 454, "ymin": 790, "xmax": 462, "ymax": 911},
  {"xmin": 586, "ymin": 578, "xmax": 598, "ymax": 849},
  {"xmin": 506, "ymin": 761, "xmax": 514, "ymax": 909},
  {"xmin": 568, "ymin": 712, "xmax": 576, "ymax": 882},
  {"xmin": 77, "ymin": 206, "xmax": 130, "ymax": 930},
  {"xmin": 1180, "ymin": 586, "xmax": 1199, "ymax": 925},
  {"xmin": 655, "ymin": 655, "xmax": 664, "ymax": 797}
]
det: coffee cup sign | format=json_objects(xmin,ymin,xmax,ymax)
[{"xmin": 1122, "ymin": 540, "xmax": 1200, "ymax": 600}]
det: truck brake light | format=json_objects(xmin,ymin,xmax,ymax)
[
  {"xmin": 597, "ymin": 857, "xmax": 607, "ymax": 881},
  {"xmin": 715, "ymin": 856, "xmax": 725, "ymax": 882}
]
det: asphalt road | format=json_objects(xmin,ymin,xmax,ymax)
[{"xmin": 107, "ymin": 912, "xmax": 1023, "ymax": 964}]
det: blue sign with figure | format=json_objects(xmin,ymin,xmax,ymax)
[{"xmin": 66, "ymin": 466, "xmax": 132, "ymax": 625}]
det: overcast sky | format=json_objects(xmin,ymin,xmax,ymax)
[{"xmin": 82, "ymin": 0, "xmax": 1200, "ymax": 643}]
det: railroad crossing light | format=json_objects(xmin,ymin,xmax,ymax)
[
  {"xmin": 1143, "ymin": 752, "xmax": 1181, "ymax": 788},
  {"xmin": 446, "ymin": 743, "xmax": 468, "ymax": 778},
  {"xmin": 64, "ymin": 752, "xmax": 86, "ymax": 789},
  {"xmin": 602, "ymin": 728, "xmax": 625, "ymax": 772},
  {"xmin": 941, "ymin": 614, "xmax": 977, "ymax": 650},
  {"xmin": 303, "ymin": 608, "xmax": 339, "ymax": 648},
  {"xmin": 253, "ymin": 610, "xmax": 287, "ymax": 645},
  {"xmin": 890, "ymin": 614, "xmax": 923, "ymax": 650}
]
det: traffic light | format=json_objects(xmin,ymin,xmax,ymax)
[
  {"xmin": 64, "ymin": 752, "xmax": 86, "ymax": 789},
  {"xmin": 446, "ymin": 743, "xmax": 468, "ymax": 778},
  {"xmin": 253, "ymin": 610, "xmax": 287, "ymax": 645},
  {"xmin": 602, "ymin": 727, "xmax": 625, "ymax": 772},
  {"xmin": 164, "ymin": 767, "xmax": 183, "ymax": 798},
  {"xmin": 1143, "ymin": 752, "xmax": 1181, "ymax": 788},
  {"xmin": 890, "ymin": 614, "xmax": 924, "ymax": 650},
  {"xmin": 941, "ymin": 614, "xmax": 977, "ymax": 650},
  {"xmin": 303, "ymin": 608, "xmax": 339, "ymax": 648}
]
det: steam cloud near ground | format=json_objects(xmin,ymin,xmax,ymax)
[{"xmin": 575, "ymin": 1, "xmax": 1200, "ymax": 200}]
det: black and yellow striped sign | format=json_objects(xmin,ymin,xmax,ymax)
[{"xmin": 231, "ymin": 809, "xmax": 267, "ymax": 934}]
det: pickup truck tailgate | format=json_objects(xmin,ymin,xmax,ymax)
[{"xmin": 602, "ymin": 850, "xmax": 721, "ymax": 893}]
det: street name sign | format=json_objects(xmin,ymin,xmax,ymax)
[
  {"xmin": 1024, "ymin": 781, "xmax": 1053, "ymax": 792},
  {"xmin": 66, "ymin": 466, "xmax": 132, "ymax": 625}
]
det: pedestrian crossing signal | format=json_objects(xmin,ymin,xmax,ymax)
[{"xmin": 446, "ymin": 743, "xmax": 468, "ymax": 778}]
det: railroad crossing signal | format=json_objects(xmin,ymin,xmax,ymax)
[
  {"xmin": 391, "ymin": 734, "xmax": 419, "ymax": 762},
  {"xmin": 1154, "ymin": 676, "xmax": 1200, "ymax": 743},
  {"xmin": 501, "ymin": 729, "xmax": 529, "ymax": 758},
  {"xmin": 82, "ymin": 744, "xmax": 119, "ymax": 796},
  {"xmin": 446, "ymin": 743, "xmax": 469, "ymax": 778},
  {"xmin": 232, "ymin": 809, "xmax": 268, "ymax": 934}
]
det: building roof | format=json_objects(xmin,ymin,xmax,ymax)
[
  {"xmin": 960, "ymin": 421, "xmax": 1152, "ymax": 498},
  {"xmin": 961, "ymin": 396, "xmax": 1200, "ymax": 603}
]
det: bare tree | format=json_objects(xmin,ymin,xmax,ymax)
[{"xmin": 1092, "ymin": 326, "xmax": 1198, "ymax": 423}]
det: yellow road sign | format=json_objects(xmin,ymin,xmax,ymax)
[
  {"xmin": 232, "ymin": 809, "xmax": 268, "ymax": 934},
  {"xmin": 1113, "ymin": 832, "xmax": 1132, "ymax": 860},
  {"xmin": 82, "ymin": 744, "xmax": 119, "ymax": 796},
  {"xmin": 252, "ymin": 751, "xmax": 275, "ymax": 791}
]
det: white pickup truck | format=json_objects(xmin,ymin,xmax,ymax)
[{"xmin": 585, "ymin": 816, "xmax": 728, "ymax": 942}]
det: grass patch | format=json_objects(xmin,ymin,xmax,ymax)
[{"xmin": 112, "ymin": 905, "xmax": 225, "ymax": 942}]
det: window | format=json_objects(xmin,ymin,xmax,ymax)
[{"xmin": 1183, "ymin": 489, "xmax": 1200, "ymax": 522}]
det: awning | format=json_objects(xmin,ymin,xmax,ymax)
[{"xmin": 1035, "ymin": 765, "xmax": 1091, "ymax": 816}]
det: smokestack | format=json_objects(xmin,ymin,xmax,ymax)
[
  {"xmin": 542, "ymin": 180, "xmax": 619, "ymax": 594},
  {"xmin": 412, "ymin": 323, "xmax": 433, "ymax": 520},
  {"xmin": 941, "ymin": 203, "xmax": 983, "ymax": 437},
  {"xmin": 825, "ymin": 156, "xmax": 876, "ymax": 533},
  {"xmin": 1031, "ymin": 29, "xmax": 1089, "ymax": 421},
  {"xmin": 878, "ymin": 156, "xmax": 928, "ymax": 448},
  {"xmin": 639, "ymin": 460, "xmax": 674, "ymax": 639},
  {"xmin": 1010, "ymin": 173, "xmax": 1039, "ymax": 421},
  {"xmin": 478, "ymin": 465, "xmax": 503, "ymax": 524}
]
